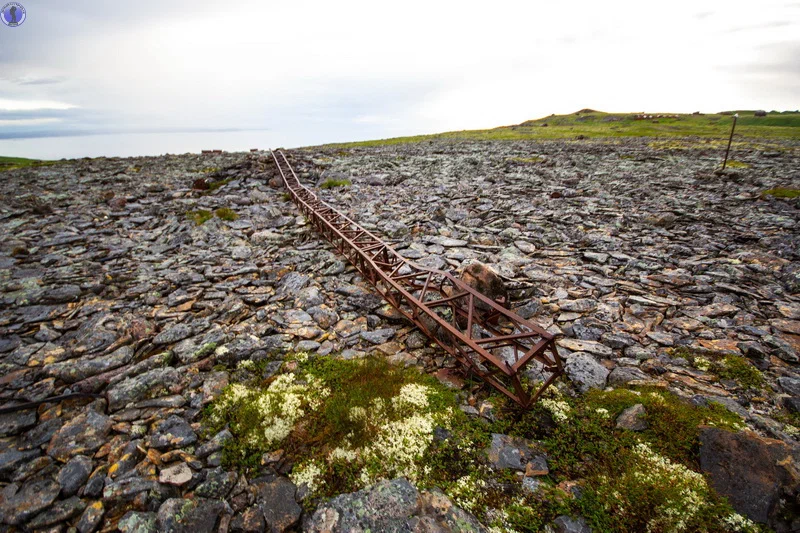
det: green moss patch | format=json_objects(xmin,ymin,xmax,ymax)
[
  {"xmin": 187, "ymin": 209, "xmax": 213, "ymax": 225},
  {"xmin": 319, "ymin": 178, "xmax": 351, "ymax": 189},
  {"xmin": 723, "ymin": 160, "xmax": 750, "ymax": 169},
  {"xmin": 762, "ymin": 187, "xmax": 800, "ymax": 199},
  {"xmin": 214, "ymin": 207, "xmax": 238, "ymax": 221},
  {"xmin": 207, "ymin": 355, "xmax": 760, "ymax": 532},
  {"xmin": 207, "ymin": 355, "xmax": 457, "ymax": 498}
]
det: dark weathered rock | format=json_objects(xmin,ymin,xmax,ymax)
[
  {"xmin": 76, "ymin": 501, "xmax": 104, "ymax": 533},
  {"xmin": 153, "ymin": 323, "xmax": 193, "ymax": 345},
  {"xmin": 107, "ymin": 367, "xmax": 180, "ymax": 411},
  {"xmin": 615, "ymin": 404, "xmax": 648, "ymax": 431},
  {"xmin": 57, "ymin": 454, "xmax": 93, "ymax": 496},
  {"xmin": 47, "ymin": 345, "xmax": 134, "ymax": 383},
  {"xmin": 148, "ymin": 415, "xmax": 197, "ymax": 450},
  {"xmin": 0, "ymin": 450, "xmax": 40, "ymax": 480},
  {"xmin": 461, "ymin": 262, "xmax": 508, "ymax": 305},
  {"xmin": 102, "ymin": 476, "xmax": 159, "ymax": 503},
  {"xmin": 83, "ymin": 465, "xmax": 108, "ymax": 498},
  {"xmin": 699, "ymin": 427, "xmax": 800, "ymax": 531},
  {"xmin": 195, "ymin": 429, "xmax": 232, "ymax": 459},
  {"xmin": 305, "ymin": 478, "xmax": 485, "ymax": 532},
  {"xmin": 231, "ymin": 506, "xmax": 266, "ymax": 533},
  {"xmin": 548, "ymin": 515, "xmax": 593, "ymax": 533},
  {"xmin": 360, "ymin": 328, "xmax": 395, "ymax": 345},
  {"xmin": 254, "ymin": 477, "xmax": 301, "ymax": 532},
  {"xmin": 118, "ymin": 510, "xmax": 158, "ymax": 533},
  {"xmin": 47, "ymin": 409, "xmax": 113, "ymax": 462},
  {"xmin": 564, "ymin": 352, "xmax": 609, "ymax": 393},
  {"xmin": 0, "ymin": 408, "xmax": 37, "ymax": 437},
  {"xmin": 487, "ymin": 433, "xmax": 548, "ymax": 474},
  {"xmin": 195, "ymin": 467, "xmax": 236, "ymax": 499},
  {"xmin": 155, "ymin": 497, "xmax": 225, "ymax": 533},
  {"xmin": 607, "ymin": 366, "xmax": 649, "ymax": 386},
  {"xmin": 0, "ymin": 477, "xmax": 60, "ymax": 525},
  {"xmin": 27, "ymin": 495, "xmax": 86, "ymax": 529}
]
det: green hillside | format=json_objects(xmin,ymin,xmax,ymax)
[{"xmin": 327, "ymin": 110, "xmax": 800, "ymax": 148}]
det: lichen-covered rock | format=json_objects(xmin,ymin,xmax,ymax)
[
  {"xmin": 305, "ymin": 477, "xmax": 486, "ymax": 532},
  {"xmin": 487, "ymin": 433, "xmax": 548, "ymax": 475},
  {"xmin": 563, "ymin": 352, "xmax": 609, "ymax": 393},
  {"xmin": 148, "ymin": 415, "xmax": 197, "ymax": 450},
  {"xmin": 155, "ymin": 497, "xmax": 225, "ymax": 533},
  {"xmin": 26, "ymin": 495, "xmax": 86, "ymax": 529},
  {"xmin": 118, "ymin": 510, "xmax": 158, "ymax": 533},
  {"xmin": 107, "ymin": 367, "xmax": 181, "ymax": 411},
  {"xmin": 195, "ymin": 467, "xmax": 236, "ymax": 499},
  {"xmin": 76, "ymin": 501, "xmax": 105, "ymax": 533},
  {"xmin": 253, "ymin": 476, "xmax": 301, "ymax": 532},
  {"xmin": 0, "ymin": 407, "xmax": 37, "ymax": 437},
  {"xmin": 57, "ymin": 454, "xmax": 93, "ymax": 496},
  {"xmin": 0, "ymin": 477, "xmax": 61, "ymax": 525},
  {"xmin": 46, "ymin": 409, "xmax": 113, "ymax": 462},
  {"xmin": 615, "ymin": 404, "xmax": 648, "ymax": 431},
  {"xmin": 699, "ymin": 427, "xmax": 800, "ymax": 531},
  {"xmin": 47, "ymin": 345, "xmax": 134, "ymax": 383}
]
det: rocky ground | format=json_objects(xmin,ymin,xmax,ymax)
[{"xmin": 0, "ymin": 137, "xmax": 798, "ymax": 532}]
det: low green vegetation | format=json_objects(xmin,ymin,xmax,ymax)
[
  {"xmin": 207, "ymin": 354, "xmax": 761, "ymax": 532},
  {"xmin": 187, "ymin": 209, "xmax": 213, "ymax": 225},
  {"xmin": 714, "ymin": 355, "xmax": 765, "ymax": 390},
  {"xmin": 321, "ymin": 110, "xmax": 800, "ymax": 149},
  {"xmin": 214, "ymin": 207, "xmax": 238, "ymax": 221},
  {"xmin": 319, "ymin": 177, "xmax": 352, "ymax": 189},
  {"xmin": 186, "ymin": 207, "xmax": 238, "ymax": 225},
  {"xmin": 207, "ymin": 177, "xmax": 233, "ymax": 191},
  {"xmin": 0, "ymin": 156, "xmax": 58, "ymax": 172},
  {"xmin": 510, "ymin": 156, "xmax": 544, "ymax": 164},
  {"xmin": 723, "ymin": 159, "xmax": 750, "ymax": 169},
  {"xmin": 673, "ymin": 348, "xmax": 765, "ymax": 391},
  {"xmin": 761, "ymin": 188, "xmax": 800, "ymax": 199}
]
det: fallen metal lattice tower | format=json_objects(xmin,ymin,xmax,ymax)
[{"xmin": 270, "ymin": 150, "xmax": 563, "ymax": 407}]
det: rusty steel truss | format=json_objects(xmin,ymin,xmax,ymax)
[{"xmin": 270, "ymin": 150, "xmax": 563, "ymax": 407}]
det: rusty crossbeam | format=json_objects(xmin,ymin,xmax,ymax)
[{"xmin": 270, "ymin": 150, "xmax": 563, "ymax": 407}]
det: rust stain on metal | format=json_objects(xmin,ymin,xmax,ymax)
[{"xmin": 270, "ymin": 150, "xmax": 563, "ymax": 407}]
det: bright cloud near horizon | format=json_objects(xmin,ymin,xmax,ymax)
[{"xmin": 0, "ymin": 0, "xmax": 798, "ymax": 156}]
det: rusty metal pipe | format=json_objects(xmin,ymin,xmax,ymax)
[{"xmin": 270, "ymin": 150, "xmax": 562, "ymax": 407}]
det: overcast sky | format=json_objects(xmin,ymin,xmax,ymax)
[{"xmin": 0, "ymin": 0, "xmax": 798, "ymax": 153}]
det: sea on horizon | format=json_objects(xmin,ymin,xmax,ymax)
[{"xmin": 0, "ymin": 130, "xmax": 329, "ymax": 160}]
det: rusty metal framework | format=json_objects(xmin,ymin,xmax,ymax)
[{"xmin": 270, "ymin": 150, "xmax": 563, "ymax": 407}]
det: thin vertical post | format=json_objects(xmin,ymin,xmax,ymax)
[{"xmin": 722, "ymin": 113, "xmax": 738, "ymax": 170}]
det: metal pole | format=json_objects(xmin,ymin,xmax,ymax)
[{"xmin": 722, "ymin": 113, "xmax": 738, "ymax": 170}]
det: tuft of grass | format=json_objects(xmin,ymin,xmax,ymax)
[
  {"xmin": 0, "ymin": 156, "xmax": 58, "ymax": 172},
  {"xmin": 510, "ymin": 156, "xmax": 544, "ymax": 164},
  {"xmin": 723, "ymin": 160, "xmax": 750, "ymax": 169},
  {"xmin": 214, "ymin": 207, "xmax": 238, "ymax": 221},
  {"xmin": 761, "ymin": 187, "xmax": 800, "ymax": 199},
  {"xmin": 187, "ymin": 209, "xmax": 213, "ymax": 225},
  {"xmin": 673, "ymin": 348, "xmax": 764, "ymax": 391},
  {"xmin": 714, "ymin": 355, "xmax": 764, "ymax": 390},
  {"xmin": 207, "ymin": 178, "xmax": 233, "ymax": 191},
  {"xmin": 319, "ymin": 178, "xmax": 352, "ymax": 189}
]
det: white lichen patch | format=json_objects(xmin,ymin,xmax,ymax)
[
  {"xmin": 539, "ymin": 398, "xmax": 571, "ymax": 422},
  {"xmin": 210, "ymin": 358, "xmax": 453, "ymax": 498},
  {"xmin": 630, "ymin": 443, "xmax": 718, "ymax": 532}
]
